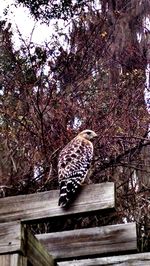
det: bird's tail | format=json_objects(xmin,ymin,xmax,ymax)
[{"xmin": 58, "ymin": 177, "xmax": 82, "ymax": 207}]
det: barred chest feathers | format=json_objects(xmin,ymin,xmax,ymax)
[{"xmin": 58, "ymin": 129, "xmax": 97, "ymax": 207}]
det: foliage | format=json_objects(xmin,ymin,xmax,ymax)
[
  {"xmin": 15, "ymin": 0, "xmax": 89, "ymax": 21},
  {"xmin": 0, "ymin": 0, "xmax": 150, "ymax": 251}
]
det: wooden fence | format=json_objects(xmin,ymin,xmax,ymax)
[{"xmin": 0, "ymin": 182, "xmax": 149, "ymax": 265}]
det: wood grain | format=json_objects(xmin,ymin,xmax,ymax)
[
  {"xmin": 0, "ymin": 222, "xmax": 54, "ymax": 266},
  {"xmin": 57, "ymin": 252, "xmax": 150, "ymax": 266},
  {"xmin": 0, "ymin": 221, "xmax": 23, "ymax": 254},
  {"xmin": 0, "ymin": 254, "xmax": 27, "ymax": 266},
  {"xmin": 26, "ymin": 227, "xmax": 54, "ymax": 266},
  {"xmin": 0, "ymin": 183, "xmax": 115, "ymax": 223},
  {"xmin": 36, "ymin": 223, "xmax": 137, "ymax": 260}
]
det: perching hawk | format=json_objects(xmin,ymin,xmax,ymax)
[{"xmin": 58, "ymin": 129, "xmax": 97, "ymax": 207}]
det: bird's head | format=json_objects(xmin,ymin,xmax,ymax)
[{"xmin": 78, "ymin": 129, "xmax": 98, "ymax": 140}]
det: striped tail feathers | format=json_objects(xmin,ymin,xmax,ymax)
[{"xmin": 58, "ymin": 177, "xmax": 82, "ymax": 207}]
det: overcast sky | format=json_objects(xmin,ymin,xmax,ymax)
[{"xmin": 0, "ymin": 0, "xmax": 54, "ymax": 47}]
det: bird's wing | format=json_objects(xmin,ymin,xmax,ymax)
[
  {"xmin": 58, "ymin": 137, "xmax": 93, "ymax": 207},
  {"xmin": 58, "ymin": 136, "xmax": 93, "ymax": 182}
]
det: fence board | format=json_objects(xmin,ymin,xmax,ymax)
[
  {"xmin": 57, "ymin": 252, "xmax": 150, "ymax": 266},
  {"xmin": 0, "ymin": 221, "xmax": 24, "ymax": 254},
  {"xmin": 0, "ymin": 222, "xmax": 54, "ymax": 266},
  {"xmin": 26, "ymin": 228, "xmax": 54, "ymax": 266},
  {"xmin": 0, "ymin": 254, "xmax": 27, "ymax": 266},
  {"xmin": 36, "ymin": 223, "xmax": 137, "ymax": 260},
  {"xmin": 0, "ymin": 183, "xmax": 115, "ymax": 223}
]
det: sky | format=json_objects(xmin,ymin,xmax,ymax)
[
  {"xmin": 0, "ymin": 0, "xmax": 55, "ymax": 47},
  {"xmin": 0, "ymin": 0, "xmax": 72, "ymax": 53}
]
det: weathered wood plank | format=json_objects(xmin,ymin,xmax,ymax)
[
  {"xmin": 0, "ymin": 222, "xmax": 54, "ymax": 266},
  {"xmin": 0, "ymin": 183, "xmax": 115, "ymax": 223},
  {"xmin": 57, "ymin": 252, "xmax": 150, "ymax": 266},
  {"xmin": 36, "ymin": 223, "xmax": 137, "ymax": 260},
  {"xmin": 0, "ymin": 221, "xmax": 24, "ymax": 254},
  {"xmin": 0, "ymin": 254, "xmax": 27, "ymax": 266},
  {"xmin": 25, "ymin": 227, "xmax": 54, "ymax": 266}
]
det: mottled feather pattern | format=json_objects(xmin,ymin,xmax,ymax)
[{"xmin": 58, "ymin": 130, "xmax": 97, "ymax": 207}]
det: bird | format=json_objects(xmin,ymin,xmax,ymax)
[{"xmin": 58, "ymin": 129, "xmax": 97, "ymax": 207}]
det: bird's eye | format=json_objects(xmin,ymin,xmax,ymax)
[{"xmin": 87, "ymin": 131, "xmax": 91, "ymax": 135}]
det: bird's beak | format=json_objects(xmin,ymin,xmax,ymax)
[{"xmin": 93, "ymin": 132, "xmax": 98, "ymax": 138}]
